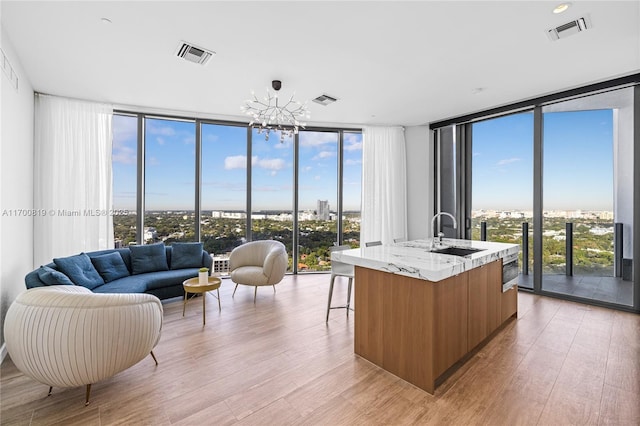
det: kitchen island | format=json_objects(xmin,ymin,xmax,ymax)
[{"xmin": 332, "ymin": 239, "xmax": 519, "ymax": 394}]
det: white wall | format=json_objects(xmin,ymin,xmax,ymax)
[
  {"xmin": 0, "ymin": 25, "xmax": 35, "ymax": 359},
  {"xmin": 404, "ymin": 125, "xmax": 432, "ymax": 240}
]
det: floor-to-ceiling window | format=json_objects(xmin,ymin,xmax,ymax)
[
  {"xmin": 112, "ymin": 112, "xmax": 361, "ymax": 275},
  {"xmin": 144, "ymin": 117, "xmax": 197, "ymax": 244},
  {"xmin": 251, "ymin": 129, "xmax": 294, "ymax": 271},
  {"xmin": 297, "ymin": 130, "xmax": 338, "ymax": 272},
  {"xmin": 201, "ymin": 123, "xmax": 248, "ymax": 257},
  {"xmin": 433, "ymin": 78, "xmax": 638, "ymax": 313},
  {"xmin": 342, "ymin": 131, "xmax": 363, "ymax": 248},
  {"xmin": 112, "ymin": 114, "xmax": 138, "ymax": 247}
]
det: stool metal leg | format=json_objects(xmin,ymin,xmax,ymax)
[
  {"xmin": 326, "ymin": 274, "xmax": 336, "ymax": 323},
  {"xmin": 346, "ymin": 277, "xmax": 353, "ymax": 317}
]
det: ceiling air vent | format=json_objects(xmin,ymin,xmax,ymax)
[
  {"xmin": 312, "ymin": 94, "xmax": 338, "ymax": 106},
  {"xmin": 547, "ymin": 15, "xmax": 592, "ymax": 41},
  {"xmin": 175, "ymin": 41, "xmax": 215, "ymax": 65}
]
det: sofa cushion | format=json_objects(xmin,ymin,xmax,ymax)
[
  {"xmin": 92, "ymin": 276, "xmax": 149, "ymax": 294},
  {"xmin": 91, "ymin": 252, "xmax": 130, "ymax": 283},
  {"xmin": 170, "ymin": 242, "xmax": 204, "ymax": 270},
  {"xmin": 37, "ymin": 266, "xmax": 74, "ymax": 286},
  {"xmin": 53, "ymin": 253, "xmax": 105, "ymax": 289},
  {"xmin": 129, "ymin": 243, "xmax": 169, "ymax": 275},
  {"xmin": 137, "ymin": 268, "xmax": 201, "ymax": 291}
]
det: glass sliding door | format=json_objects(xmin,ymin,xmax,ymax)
[
  {"xmin": 471, "ymin": 112, "xmax": 534, "ymax": 289},
  {"xmin": 251, "ymin": 129, "xmax": 294, "ymax": 271},
  {"xmin": 541, "ymin": 88, "xmax": 633, "ymax": 306},
  {"xmin": 297, "ymin": 131, "xmax": 338, "ymax": 272},
  {"xmin": 201, "ymin": 123, "xmax": 248, "ymax": 273},
  {"xmin": 144, "ymin": 117, "xmax": 197, "ymax": 244}
]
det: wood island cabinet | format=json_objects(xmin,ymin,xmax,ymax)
[
  {"xmin": 467, "ymin": 259, "xmax": 502, "ymax": 351},
  {"xmin": 353, "ymin": 258, "xmax": 516, "ymax": 394}
]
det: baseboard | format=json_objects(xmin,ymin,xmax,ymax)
[{"xmin": 0, "ymin": 342, "xmax": 7, "ymax": 364}]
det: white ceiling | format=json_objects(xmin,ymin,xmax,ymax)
[{"xmin": 2, "ymin": 1, "xmax": 639, "ymax": 127}]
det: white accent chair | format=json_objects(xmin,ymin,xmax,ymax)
[
  {"xmin": 3, "ymin": 285, "xmax": 163, "ymax": 405},
  {"xmin": 326, "ymin": 244, "xmax": 355, "ymax": 322},
  {"xmin": 229, "ymin": 240, "xmax": 288, "ymax": 303}
]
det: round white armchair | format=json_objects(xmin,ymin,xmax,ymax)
[
  {"xmin": 229, "ymin": 240, "xmax": 288, "ymax": 303},
  {"xmin": 4, "ymin": 285, "xmax": 163, "ymax": 405}
]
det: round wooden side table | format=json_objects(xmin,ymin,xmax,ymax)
[{"xmin": 182, "ymin": 276, "xmax": 221, "ymax": 325}]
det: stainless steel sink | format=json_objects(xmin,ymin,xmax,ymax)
[{"xmin": 430, "ymin": 246, "xmax": 485, "ymax": 257}]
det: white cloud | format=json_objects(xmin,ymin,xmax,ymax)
[
  {"xmin": 314, "ymin": 175, "xmax": 321, "ymax": 181},
  {"xmin": 299, "ymin": 132, "xmax": 337, "ymax": 147},
  {"xmin": 156, "ymin": 137, "xmax": 165, "ymax": 146},
  {"xmin": 146, "ymin": 122, "xmax": 177, "ymax": 136},
  {"xmin": 224, "ymin": 155, "xmax": 250, "ymax": 170},
  {"xmin": 345, "ymin": 159, "xmax": 362, "ymax": 166},
  {"xmin": 303, "ymin": 166, "xmax": 313, "ymax": 172},
  {"xmin": 112, "ymin": 146, "xmax": 136, "ymax": 165},
  {"xmin": 344, "ymin": 141, "xmax": 363, "ymax": 151},
  {"xmin": 256, "ymin": 158, "xmax": 285, "ymax": 171},
  {"xmin": 313, "ymin": 151, "xmax": 336, "ymax": 160},
  {"xmin": 497, "ymin": 158, "xmax": 521, "ymax": 166},
  {"xmin": 113, "ymin": 116, "xmax": 137, "ymax": 143}
]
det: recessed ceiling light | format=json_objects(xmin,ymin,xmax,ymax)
[
  {"xmin": 553, "ymin": 3, "xmax": 571, "ymax": 14},
  {"xmin": 100, "ymin": 17, "xmax": 112, "ymax": 24}
]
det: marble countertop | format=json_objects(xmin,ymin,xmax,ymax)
[{"xmin": 331, "ymin": 238, "xmax": 520, "ymax": 282}]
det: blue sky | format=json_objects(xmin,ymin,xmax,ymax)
[
  {"xmin": 472, "ymin": 109, "xmax": 613, "ymax": 211},
  {"xmin": 112, "ymin": 116, "xmax": 362, "ymax": 211}
]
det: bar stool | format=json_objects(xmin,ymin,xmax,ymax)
[{"xmin": 326, "ymin": 245, "xmax": 355, "ymax": 322}]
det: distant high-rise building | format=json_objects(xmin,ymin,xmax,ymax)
[{"xmin": 317, "ymin": 200, "xmax": 330, "ymax": 220}]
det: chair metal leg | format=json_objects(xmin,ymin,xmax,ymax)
[
  {"xmin": 254, "ymin": 286, "xmax": 257, "ymax": 303},
  {"xmin": 273, "ymin": 285, "xmax": 276, "ymax": 293},
  {"xmin": 85, "ymin": 384, "xmax": 92, "ymax": 406},
  {"xmin": 346, "ymin": 277, "xmax": 354, "ymax": 317},
  {"xmin": 326, "ymin": 275, "xmax": 336, "ymax": 323},
  {"xmin": 216, "ymin": 288, "xmax": 221, "ymax": 311},
  {"xmin": 232, "ymin": 283, "xmax": 239, "ymax": 297},
  {"xmin": 150, "ymin": 350, "xmax": 158, "ymax": 366},
  {"xmin": 48, "ymin": 386, "xmax": 53, "ymax": 396}
]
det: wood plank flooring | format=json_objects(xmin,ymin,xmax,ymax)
[{"xmin": 1, "ymin": 274, "xmax": 639, "ymax": 425}]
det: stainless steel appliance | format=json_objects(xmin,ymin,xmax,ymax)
[{"xmin": 502, "ymin": 252, "xmax": 519, "ymax": 292}]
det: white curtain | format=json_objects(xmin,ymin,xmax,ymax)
[
  {"xmin": 34, "ymin": 95, "xmax": 113, "ymax": 266},
  {"xmin": 361, "ymin": 126, "xmax": 407, "ymax": 245}
]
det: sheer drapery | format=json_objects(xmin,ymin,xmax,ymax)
[
  {"xmin": 361, "ymin": 126, "xmax": 407, "ymax": 245},
  {"xmin": 34, "ymin": 95, "xmax": 113, "ymax": 266}
]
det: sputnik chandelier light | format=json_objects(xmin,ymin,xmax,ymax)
[{"xmin": 241, "ymin": 80, "xmax": 310, "ymax": 142}]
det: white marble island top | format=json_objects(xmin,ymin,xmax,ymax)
[{"xmin": 332, "ymin": 239, "xmax": 519, "ymax": 282}]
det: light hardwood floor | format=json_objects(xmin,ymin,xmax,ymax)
[{"xmin": 1, "ymin": 274, "xmax": 639, "ymax": 425}]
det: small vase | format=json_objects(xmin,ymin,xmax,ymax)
[{"xmin": 198, "ymin": 271, "xmax": 208, "ymax": 285}]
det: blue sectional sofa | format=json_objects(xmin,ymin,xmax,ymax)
[{"xmin": 25, "ymin": 242, "xmax": 213, "ymax": 300}]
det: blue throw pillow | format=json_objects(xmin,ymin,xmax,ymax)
[
  {"xmin": 129, "ymin": 242, "xmax": 169, "ymax": 275},
  {"xmin": 37, "ymin": 266, "xmax": 74, "ymax": 286},
  {"xmin": 171, "ymin": 242, "xmax": 204, "ymax": 269},
  {"xmin": 53, "ymin": 253, "xmax": 105, "ymax": 290},
  {"xmin": 91, "ymin": 252, "xmax": 130, "ymax": 282}
]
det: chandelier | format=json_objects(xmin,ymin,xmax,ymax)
[{"xmin": 241, "ymin": 80, "xmax": 310, "ymax": 142}]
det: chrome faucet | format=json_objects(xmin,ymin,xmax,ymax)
[{"xmin": 431, "ymin": 212, "xmax": 457, "ymax": 249}]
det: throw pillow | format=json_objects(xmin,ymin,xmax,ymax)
[
  {"xmin": 91, "ymin": 252, "xmax": 130, "ymax": 282},
  {"xmin": 129, "ymin": 242, "xmax": 169, "ymax": 275},
  {"xmin": 37, "ymin": 266, "xmax": 75, "ymax": 286},
  {"xmin": 53, "ymin": 253, "xmax": 105, "ymax": 290},
  {"xmin": 171, "ymin": 242, "xmax": 204, "ymax": 269}
]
